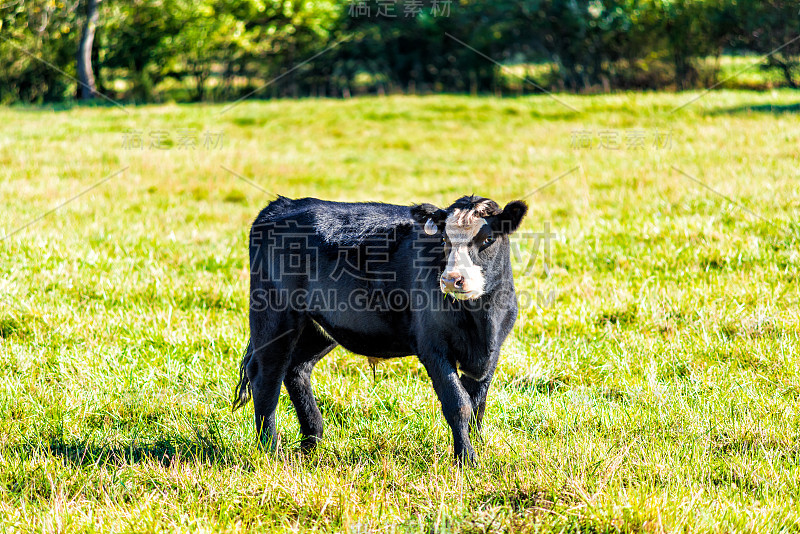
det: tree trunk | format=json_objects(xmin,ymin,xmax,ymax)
[{"xmin": 77, "ymin": 0, "xmax": 99, "ymax": 100}]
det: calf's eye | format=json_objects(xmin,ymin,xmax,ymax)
[{"xmin": 482, "ymin": 236, "xmax": 494, "ymax": 247}]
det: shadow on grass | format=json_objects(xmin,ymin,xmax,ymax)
[
  {"xmin": 5, "ymin": 100, "xmax": 134, "ymax": 113},
  {"xmin": 4, "ymin": 431, "xmax": 445, "ymax": 471},
  {"xmin": 5, "ymin": 427, "xmax": 250, "ymax": 469},
  {"xmin": 708, "ymin": 103, "xmax": 800, "ymax": 115}
]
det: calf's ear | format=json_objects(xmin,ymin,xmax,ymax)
[
  {"xmin": 410, "ymin": 203, "xmax": 448, "ymax": 235},
  {"xmin": 491, "ymin": 200, "xmax": 528, "ymax": 235}
]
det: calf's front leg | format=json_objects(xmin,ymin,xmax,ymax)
[{"xmin": 419, "ymin": 355, "xmax": 475, "ymax": 464}]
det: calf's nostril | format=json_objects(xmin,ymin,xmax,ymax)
[{"xmin": 440, "ymin": 273, "xmax": 465, "ymax": 291}]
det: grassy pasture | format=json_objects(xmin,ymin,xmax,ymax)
[{"xmin": 0, "ymin": 91, "xmax": 799, "ymax": 532}]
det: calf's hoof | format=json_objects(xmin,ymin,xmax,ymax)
[
  {"xmin": 454, "ymin": 450, "xmax": 477, "ymax": 467},
  {"xmin": 300, "ymin": 435, "xmax": 321, "ymax": 454}
]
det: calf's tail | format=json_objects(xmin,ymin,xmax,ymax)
[{"xmin": 232, "ymin": 338, "xmax": 253, "ymax": 411}]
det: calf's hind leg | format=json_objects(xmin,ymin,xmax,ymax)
[
  {"xmin": 283, "ymin": 326, "xmax": 337, "ymax": 451},
  {"xmin": 247, "ymin": 312, "xmax": 302, "ymax": 451},
  {"xmin": 460, "ymin": 373, "xmax": 494, "ymax": 439}
]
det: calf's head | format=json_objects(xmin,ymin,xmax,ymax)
[{"xmin": 412, "ymin": 196, "xmax": 527, "ymax": 300}]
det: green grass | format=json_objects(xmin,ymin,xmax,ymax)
[{"xmin": 1, "ymin": 90, "xmax": 799, "ymax": 532}]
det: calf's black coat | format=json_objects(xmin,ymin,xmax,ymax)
[{"xmin": 234, "ymin": 195, "xmax": 527, "ymax": 462}]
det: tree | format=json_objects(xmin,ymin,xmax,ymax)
[{"xmin": 76, "ymin": 0, "xmax": 99, "ymax": 99}]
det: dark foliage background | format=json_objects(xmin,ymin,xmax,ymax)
[{"xmin": 0, "ymin": 0, "xmax": 798, "ymax": 104}]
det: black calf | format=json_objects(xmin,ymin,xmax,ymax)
[{"xmin": 233, "ymin": 195, "xmax": 527, "ymax": 462}]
